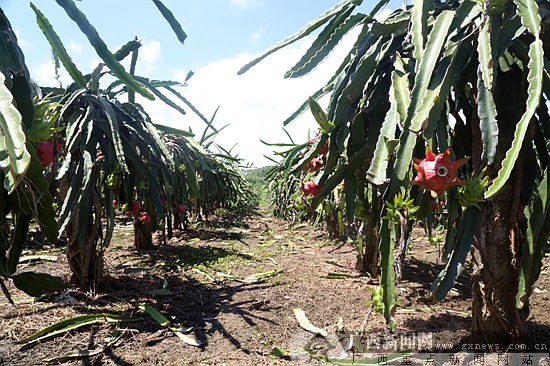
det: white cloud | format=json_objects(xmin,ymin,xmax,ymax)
[
  {"xmin": 14, "ymin": 29, "xmax": 32, "ymax": 52},
  {"xmin": 32, "ymin": 60, "xmax": 73, "ymax": 88},
  {"xmin": 375, "ymin": 8, "xmax": 393, "ymax": 21},
  {"xmin": 67, "ymin": 41, "xmax": 84, "ymax": 55},
  {"xmin": 135, "ymin": 39, "xmax": 162, "ymax": 75},
  {"xmin": 141, "ymin": 40, "xmax": 162, "ymax": 65},
  {"xmin": 229, "ymin": 0, "xmax": 258, "ymax": 8},
  {"xmin": 249, "ymin": 26, "xmax": 265, "ymax": 42},
  {"xmin": 140, "ymin": 28, "xmax": 360, "ymax": 167},
  {"xmin": 88, "ymin": 58, "xmax": 102, "ymax": 71},
  {"xmin": 110, "ymin": 39, "xmax": 162, "ymax": 78}
]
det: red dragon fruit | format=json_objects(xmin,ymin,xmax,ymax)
[
  {"xmin": 411, "ymin": 147, "xmax": 469, "ymax": 195},
  {"xmin": 127, "ymin": 200, "xmax": 142, "ymax": 214},
  {"xmin": 302, "ymin": 180, "xmax": 320, "ymax": 197},
  {"xmin": 308, "ymin": 132, "xmax": 329, "ymax": 156},
  {"xmin": 138, "ymin": 211, "xmax": 151, "ymax": 223},
  {"xmin": 304, "ymin": 157, "xmax": 322, "ymax": 172},
  {"xmin": 318, "ymin": 140, "xmax": 329, "ymax": 156},
  {"xmin": 37, "ymin": 141, "xmax": 54, "ymax": 166},
  {"xmin": 177, "ymin": 203, "xmax": 186, "ymax": 213}
]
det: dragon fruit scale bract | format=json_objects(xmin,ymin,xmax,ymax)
[{"xmin": 411, "ymin": 147, "xmax": 469, "ymax": 195}]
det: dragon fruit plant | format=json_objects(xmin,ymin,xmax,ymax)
[{"xmin": 244, "ymin": 0, "xmax": 550, "ymax": 346}]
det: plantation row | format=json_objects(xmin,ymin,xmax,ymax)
[
  {"xmin": 2, "ymin": 0, "xmax": 550, "ymax": 353},
  {"xmin": 247, "ymin": 0, "xmax": 550, "ymax": 348},
  {"xmin": 0, "ymin": 2, "xmax": 255, "ymax": 297}
]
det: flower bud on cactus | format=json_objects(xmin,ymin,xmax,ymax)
[{"xmin": 457, "ymin": 169, "xmax": 489, "ymax": 209}]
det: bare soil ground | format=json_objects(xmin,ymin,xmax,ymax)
[{"xmin": 0, "ymin": 209, "xmax": 549, "ymax": 365}]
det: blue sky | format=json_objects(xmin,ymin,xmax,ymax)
[{"xmin": 3, "ymin": 0, "xmax": 399, "ymax": 167}]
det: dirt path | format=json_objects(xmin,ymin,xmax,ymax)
[{"xmin": 0, "ymin": 209, "xmax": 549, "ymax": 365}]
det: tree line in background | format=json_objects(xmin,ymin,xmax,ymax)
[{"xmin": 243, "ymin": 166, "xmax": 271, "ymax": 206}]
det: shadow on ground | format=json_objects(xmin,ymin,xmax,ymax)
[{"xmin": 1, "ymin": 211, "xmax": 280, "ymax": 365}]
